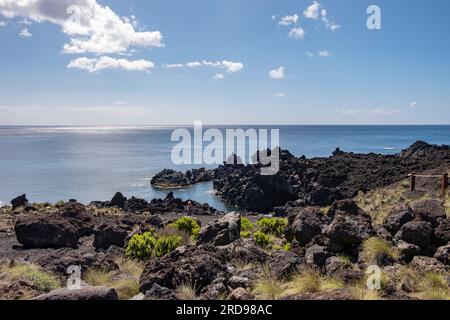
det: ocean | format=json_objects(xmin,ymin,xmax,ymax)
[{"xmin": 1, "ymin": 125, "xmax": 450, "ymax": 210}]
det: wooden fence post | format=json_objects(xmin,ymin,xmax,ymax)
[
  {"xmin": 442, "ymin": 173, "xmax": 448, "ymax": 198},
  {"xmin": 409, "ymin": 173, "xmax": 416, "ymax": 192}
]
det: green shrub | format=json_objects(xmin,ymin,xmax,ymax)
[
  {"xmin": 283, "ymin": 243, "xmax": 291, "ymax": 251},
  {"xmin": 256, "ymin": 218, "xmax": 287, "ymax": 237},
  {"xmin": 241, "ymin": 217, "xmax": 255, "ymax": 232},
  {"xmin": 171, "ymin": 217, "xmax": 201, "ymax": 238},
  {"xmin": 240, "ymin": 231, "xmax": 252, "ymax": 238},
  {"xmin": 254, "ymin": 231, "xmax": 271, "ymax": 247},
  {"xmin": 155, "ymin": 235, "xmax": 183, "ymax": 257},
  {"xmin": 126, "ymin": 232, "xmax": 157, "ymax": 261},
  {"xmin": 126, "ymin": 232, "xmax": 182, "ymax": 260}
]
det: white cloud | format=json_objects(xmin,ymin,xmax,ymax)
[
  {"xmin": 289, "ymin": 27, "xmax": 305, "ymax": 39},
  {"xmin": 303, "ymin": 1, "xmax": 321, "ymax": 20},
  {"xmin": 278, "ymin": 14, "xmax": 299, "ymax": 26},
  {"xmin": 186, "ymin": 61, "xmax": 202, "ymax": 68},
  {"xmin": 271, "ymin": 15, "xmax": 277, "ymax": 21},
  {"xmin": 0, "ymin": 0, "xmax": 163, "ymax": 54},
  {"xmin": 269, "ymin": 66, "xmax": 285, "ymax": 80},
  {"xmin": 221, "ymin": 60, "xmax": 244, "ymax": 73},
  {"xmin": 213, "ymin": 73, "xmax": 224, "ymax": 80},
  {"xmin": 0, "ymin": 20, "xmax": 7, "ymax": 27},
  {"xmin": 302, "ymin": 2, "xmax": 340, "ymax": 31},
  {"xmin": 321, "ymin": 9, "xmax": 340, "ymax": 32},
  {"xmin": 67, "ymin": 56, "xmax": 154, "ymax": 73},
  {"xmin": 318, "ymin": 50, "xmax": 330, "ymax": 57},
  {"xmin": 306, "ymin": 51, "xmax": 314, "ymax": 58},
  {"xmin": 179, "ymin": 60, "xmax": 244, "ymax": 73},
  {"xmin": 19, "ymin": 27, "xmax": 32, "ymax": 37},
  {"xmin": 114, "ymin": 100, "xmax": 128, "ymax": 105},
  {"xmin": 163, "ymin": 63, "xmax": 184, "ymax": 69},
  {"xmin": 410, "ymin": 101, "xmax": 418, "ymax": 108},
  {"xmin": 337, "ymin": 107, "xmax": 402, "ymax": 117},
  {"xmin": 274, "ymin": 92, "xmax": 286, "ymax": 97}
]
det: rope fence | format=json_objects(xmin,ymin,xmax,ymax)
[{"xmin": 408, "ymin": 172, "xmax": 449, "ymax": 198}]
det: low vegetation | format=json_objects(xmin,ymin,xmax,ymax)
[
  {"xmin": 175, "ymin": 282, "xmax": 198, "ymax": 300},
  {"xmin": 0, "ymin": 263, "xmax": 60, "ymax": 293},
  {"xmin": 84, "ymin": 258, "xmax": 143, "ymax": 300},
  {"xmin": 360, "ymin": 237, "xmax": 399, "ymax": 265},
  {"xmin": 253, "ymin": 231, "xmax": 272, "ymax": 247},
  {"xmin": 256, "ymin": 218, "xmax": 287, "ymax": 237},
  {"xmin": 126, "ymin": 230, "xmax": 183, "ymax": 261},
  {"xmin": 171, "ymin": 216, "xmax": 201, "ymax": 238}
]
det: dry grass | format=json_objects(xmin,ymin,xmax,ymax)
[
  {"xmin": 355, "ymin": 179, "xmax": 432, "ymax": 225},
  {"xmin": 360, "ymin": 238, "xmax": 399, "ymax": 265},
  {"xmin": 157, "ymin": 225, "xmax": 192, "ymax": 246},
  {"xmin": 232, "ymin": 260, "xmax": 257, "ymax": 273},
  {"xmin": 252, "ymin": 272, "xmax": 285, "ymax": 300},
  {"xmin": 0, "ymin": 263, "xmax": 60, "ymax": 293},
  {"xmin": 175, "ymin": 282, "xmax": 198, "ymax": 300},
  {"xmin": 283, "ymin": 269, "xmax": 345, "ymax": 296},
  {"xmin": 84, "ymin": 258, "xmax": 144, "ymax": 300}
]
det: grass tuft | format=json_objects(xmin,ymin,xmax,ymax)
[
  {"xmin": 360, "ymin": 237, "xmax": 399, "ymax": 265},
  {"xmin": 0, "ymin": 263, "xmax": 60, "ymax": 293}
]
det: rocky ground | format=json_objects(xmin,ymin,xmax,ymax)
[
  {"xmin": 152, "ymin": 141, "xmax": 450, "ymax": 213},
  {"xmin": 0, "ymin": 141, "xmax": 449, "ymax": 300}
]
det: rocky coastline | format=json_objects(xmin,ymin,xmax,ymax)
[{"xmin": 0, "ymin": 141, "xmax": 449, "ymax": 300}]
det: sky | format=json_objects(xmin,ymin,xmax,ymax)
[{"xmin": 0, "ymin": 0, "xmax": 449, "ymax": 125}]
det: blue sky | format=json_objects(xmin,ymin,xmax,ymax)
[{"xmin": 0, "ymin": 0, "xmax": 449, "ymax": 125}]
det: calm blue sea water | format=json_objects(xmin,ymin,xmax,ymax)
[{"xmin": 1, "ymin": 125, "xmax": 450, "ymax": 210}]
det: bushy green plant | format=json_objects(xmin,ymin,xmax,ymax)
[
  {"xmin": 126, "ymin": 232, "xmax": 157, "ymax": 261},
  {"xmin": 283, "ymin": 243, "xmax": 291, "ymax": 251},
  {"xmin": 155, "ymin": 235, "xmax": 183, "ymax": 257},
  {"xmin": 171, "ymin": 216, "xmax": 201, "ymax": 238},
  {"xmin": 241, "ymin": 217, "xmax": 255, "ymax": 232},
  {"xmin": 256, "ymin": 218, "xmax": 287, "ymax": 237},
  {"xmin": 253, "ymin": 231, "xmax": 271, "ymax": 247},
  {"xmin": 126, "ymin": 232, "xmax": 182, "ymax": 260},
  {"xmin": 240, "ymin": 231, "xmax": 252, "ymax": 238}
]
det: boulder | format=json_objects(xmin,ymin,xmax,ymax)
[
  {"xmin": 434, "ymin": 244, "xmax": 450, "ymax": 265},
  {"xmin": 410, "ymin": 256, "xmax": 447, "ymax": 274},
  {"xmin": 383, "ymin": 206, "xmax": 414, "ymax": 234},
  {"xmin": 325, "ymin": 256, "xmax": 352, "ymax": 275},
  {"xmin": 284, "ymin": 207, "xmax": 324, "ymax": 246},
  {"xmin": 268, "ymin": 250, "xmax": 304, "ymax": 280},
  {"xmin": 145, "ymin": 284, "xmax": 177, "ymax": 300},
  {"xmin": 228, "ymin": 288, "xmax": 255, "ymax": 300},
  {"xmin": 411, "ymin": 200, "xmax": 446, "ymax": 226},
  {"xmin": 15, "ymin": 215, "xmax": 79, "ymax": 248},
  {"xmin": 305, "ymin": 245, "xmax": 330, "ymax": 267},
  {"xmin": 33, "ymin": 286, "xmax": 118, "ymax": 300},
  {"xmin": 58, "ymin": 202, "xmax": 94, "ymax": 237},
  {"xmin": 93, "ymin": 223, "xmax": 129, "ymax": 250},
  {"xmin": 11, "ymin": 194, "xmax": 29, "ymax": 210},
  {"xmin": 34, "ymin": 247, "xmax": 118, "ymax": 278},
  {"xmin": 200, "ymin": 278, "xmax": 229, "ymax": 300},
  {"xmin": 397, "ymin": 240, "xmax": 421, "ymax": 263},
  {"xmin": 434, "ymin": 219, "xmax": 450, "ymax": 246},
  {"xmin": 229, "ymin": 276, "xmax": 250, "ymax": 289},
  {"xmin": 111, "ymin": 192, "xmax": 127, "ymax": 209},
  {"xmin": 395, "ymin": 221, "xmax": 433, "ymax": 248},
  {"xmin": 227, "ymin": 239, "xmax": 268, "ymax": 264},
  {"xmin": 139, "ymin": 245, "xmax": 230, "ymax": 293},
  {"xmin": 324, "ymin": 200, "xmax": 375, "ymax": 247},
  {"xmin": 198, "ymin": 212, "xmax": 241, "ymax": 246}
]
